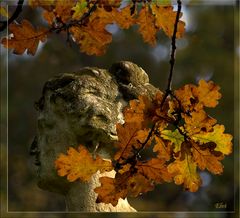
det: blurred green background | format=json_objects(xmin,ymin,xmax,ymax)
[{"xmin": 0, "ymin": 1, "xmax": 239, "ymax": 218}]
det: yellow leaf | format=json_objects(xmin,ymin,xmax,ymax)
[
  {"xmin": 55, "ymin": 145, "xmax": 113, "ymax": 182},
  {"xmin": 168, "ymin": 155, "xmax": 202, "ymax": 192},
  {"xmin": 151, "ymin": 5, "xmax": 185, "ymax": 38},
  {"xmin": 1, "ymin": 19, "xmax": 47, "ymax": 55},
  {"xmin": 192, "ymin": 124, "xmax": 232, "ymax": 155},
  {"xmin": 0, "ymin": 6, "xmax": 8, "ymax": 18},
  {"xmin": 136, "ymin": 6, "xmax": 157, "ymax": 46}
]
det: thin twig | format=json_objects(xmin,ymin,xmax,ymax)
[
  {"xmin": 160, "ymin": 0, "xmax": 182, "ymax": 108},
  {"xmin": 0, "ymin": 0, "xmax": 24, "ymax": 32}
]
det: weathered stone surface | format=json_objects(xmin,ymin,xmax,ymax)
[{"xmin": 31, "ymin": 61, "xmax": 158, "ymax": 211}]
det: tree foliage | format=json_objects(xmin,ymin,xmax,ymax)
[
  {"xmin": 55, "ymin": 80, "xmax": 232, "ymax": 206},
  {"xmin": 1, "ymin": 0, "xmax": 185, "ymax": 55}
]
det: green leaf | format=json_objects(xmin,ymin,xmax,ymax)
[{"xmin": 161, "ymin": 129, "xmax": 184, "ymax": 153}]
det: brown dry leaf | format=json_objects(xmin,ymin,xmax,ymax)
[
  {"xmin": 167, "ymin": 155, "xmax": 202, "ymax": 192},
  {"xmin": 153, "ymin": 136, "xmax": 171, "ymax": 161},
  {"xmin": 95, "ymin": 172, "xmax": 154, "ymax": 206},
  {"xmin": 151, "ymin": 5, "xmax": 185, "ymax": 38},
  {"xmin": 55, "ymin": 145, "xmax": 113, "ymax": 182},
  {"xmin": 136, "ymin": 6, "xmax": 157, "ymax": 46},
  {"xmin": 114, "ymin": 122, "xmax": 143, "ymax": 163},
  {"xmin": 1, "ymin": 19, "xmax": 47, "ymax": 55},
  {"xmin": 127, "ymin": 173, "xmax": 155, "ymax": 197},
  {"xmin": 192, "ymin": 142, "xmax": 224, "ymax": 174},
  {"xmin": 136, "ymin": 158, "xmax": 172, "ymax": 184},
  {"xmin": 95, "ymin": 176, "xmax": 128, "ymax": 206},
  {"xmin": 54, "ymin": 0, "xmax": 75, "ymax": 23}
]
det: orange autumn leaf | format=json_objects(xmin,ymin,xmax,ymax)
[
  {"xmin": 153, "ymin": 136, "xmax": 171, "ymax": 161},
  {"xmin": 70, "ymin": 7, "xmax": 115, "ymax": 56},
  {"xmin": 183, "ymin": 110, "xmax": 217, "ymax": 135},
  {"xmin": 28, "ymin": 0, "xmax": 55, "ymax": 10},
  {"xmin": 192, "ymin": 79, "xmax": 222, "ymax": 109},
  {"xmin": 114, "ymin": 5, "xmax": 135, "ymax": 29},
  {"xmin": 192, "ymin": 142, "xmax": 224, "ymax": 175},
  {"xmin": 1, "ymin": 19, "xmax": 47, "ymax": 55},
  {"xmin": 114, "ymin": 122, "xmax": 143, "ymax": 163},
  {"xmin": 136, "ymin": 6, "xmax": 157, "ymax": 46},
  {"xmin": 55, "ymin": 145, "xmax": 113, "ymax": 182},
  {"xmin": 175, "ymin": 80, "xmax": 222, "ymax": 111},
  {"xmin": 167, "ymin": 155, "xmax": 202, "ymax": 192},
  {"xmin": 151, "ymin": 5, "xmax": 185, "ymax": 38}
]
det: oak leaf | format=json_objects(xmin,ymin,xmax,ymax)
[
  {"xmin": 54, "ymin": 0, "xmax": 75, "ymax": 23},
  {"xmin": 136, "ymin": 158, "xmax": 172, "ymax": 184},
  {"xmin": 192, "ymin": 79, "xmax": 222, "ymax": 109},
  {"xmin": 114, "ymin": 5, "xmax": 135, "ymax": 29},
  {"xmin": 151, "ymin": 5, "xmax": 185, "ymax": 38},
  {"xmin": 192, "ymin": 142, "xmax": 224, "ymax": 174},
  {"xmin": 70, "ymin": 7, "xmax": 114, "ymax": 55},
  {"xmin": 95, "ymin": 172, "xmax": 154, "ymax": 206},
  {"xmin": 136, "ymin": 6, "xmax": 157, "ymax": 46},
  {"xmin": 1, "ymin": 19, "xmax": 47, "ymax": 55},
  {"xmin": 55, "ymin": 145, "xmax": 113, "ymax": 182},
  {"xmin": 114, "ymin": 122, "xmax": 143, "ymax": 163},
  {"xmin": 192, "ymin": 124, "xmax": 232, "ymax": 155},
  {"xmin": 167, "ymin": 155, "xmax": 202, "ymax": 192},
  {"xmin": 183, "ymin": 110, "xmax": 217, "ymax": 135},
  {"xmin": 153, "ymin": 136, "xmax": 171, "ymax": 161},
  {"xmin": 95, "ymin": 176, "xmax": 128, "ymax": 206}
]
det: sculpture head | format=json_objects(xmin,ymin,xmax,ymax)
[{"xmin": 30, "ymin": 61, "xmax": 157, "ymax": 194}]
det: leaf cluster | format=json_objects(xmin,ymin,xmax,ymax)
[
  {"xmin": 1, "ymin": 0, "xmax": 185, "ymax": 55},
  {"xmin": 55, "ymin": 80, "xmax": 232, "ymax": 206}
]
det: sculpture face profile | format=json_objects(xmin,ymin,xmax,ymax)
[{"xmin": 30, "ymin": 61, "xmax": 157, "ymax": 211}]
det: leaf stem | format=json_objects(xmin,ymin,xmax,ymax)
[{"xmin": 160, "ymin": 0, "xmax": 182, "ymax": 108}]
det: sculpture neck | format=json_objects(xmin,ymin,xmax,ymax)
[{"xmin": 65, "ymin": 171, "xmax": 136, "ymax": 212}]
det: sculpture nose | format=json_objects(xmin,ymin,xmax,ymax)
[{"xmin": 30, "ymin": 136, "xmax": 41, "ymax": 166}]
